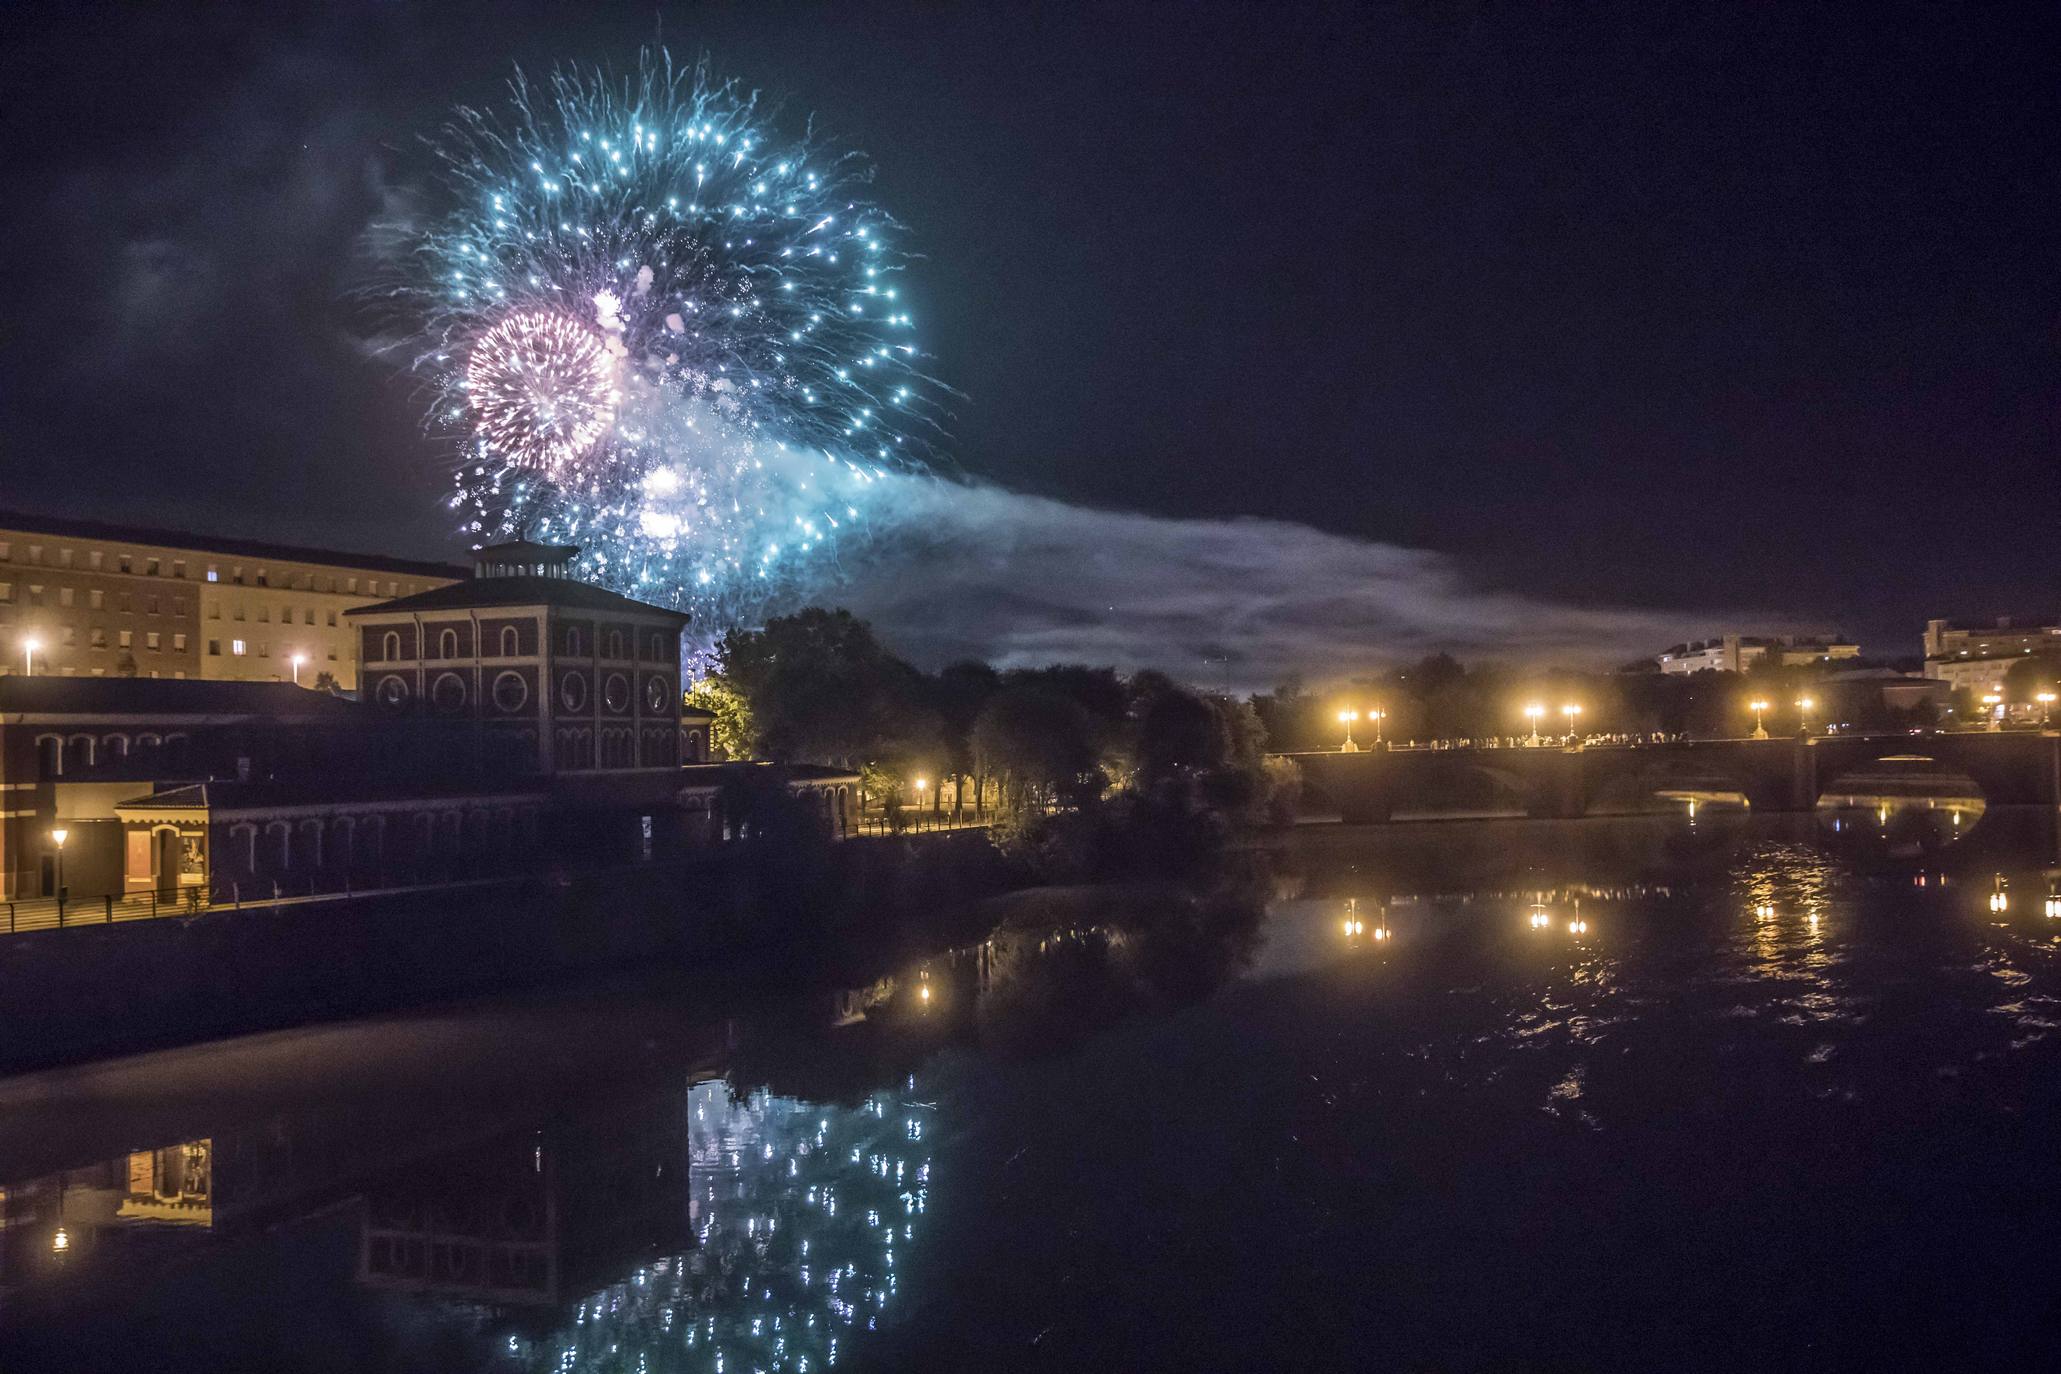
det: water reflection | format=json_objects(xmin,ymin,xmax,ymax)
[
  {"xmin": 1816, "ymin": 755, "xmax": 1987, "ymax": 858},
  {"xmin": 7, "ymin": 810, "xmax": 2061, "ymax": 1369}
]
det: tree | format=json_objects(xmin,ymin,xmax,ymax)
[
  {"xmin": 972, "ymin": 686, "xmax": 1100, "ymax": 815},
  {"xmin": 686, "ymin": 673, "xmax": 757, "ymax": 760},
  {"xmin": 708, "ymin": 608, "xmax": 920, "ymax": 766}
]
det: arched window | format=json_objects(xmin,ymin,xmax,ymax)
[
  {"xmin": 65, "ymin": 735, "xmax": 94, "ymax": 772},
  {"xmin": 500, "ymin": 625, "xmax": 519, "ymax": 657},
  {"xmin": 268, "ymin": 821, "xmax": 292, "ymax": 870},
  {"xmin": 36, "ymin": 735, "xmax": 62, "ymax": 778},
  {"xmin": 438, "ymin": 628, "xmax": 459, "ymax": 660},
  {"xmin": 102, "ymin": 734, "xmax": 129, "ymax": 760},
  {"xmin": 382, "ymin": 630, "xmax": 401, "ymax": 662}
]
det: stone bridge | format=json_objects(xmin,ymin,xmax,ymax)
[{"xmin": 1282, "ymin": 731, "xmax": 2061, "ymax": 823}]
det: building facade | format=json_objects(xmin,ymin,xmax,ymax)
[
  {"xmin": 1922, "ymin": 616, "xmax": 2061, "ymax": 696},
  {"xmin": 1656, "ymin": 633, "xmax": 1861, "ymax": 675},
  {"xmin": 344, "ymin": 539, "xmax": 690, "ymax": 777},
  {"xmin": 0, "ymin": 509, "xmax": 464, "ymax": 689}
]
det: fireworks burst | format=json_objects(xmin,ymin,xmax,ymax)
[
  {"xmin": 394, "ymin": 50, "xmax": 946, "ymax": 653},
  {"xmin": 465, "ymin": 310, "xmax": 619, "ymax": 475}
]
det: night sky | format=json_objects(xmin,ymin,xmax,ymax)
[{"xmin": 3, "ymin": 2, "xmax": 2053, "ymax": 680}]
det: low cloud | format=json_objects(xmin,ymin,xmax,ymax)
[{"xmin": 833, "ymin": 478, "xmax": 1744, "ymax": 690}]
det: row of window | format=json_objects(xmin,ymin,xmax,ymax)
[
  {"xmin": 206, "ymin": 602, "xmax": 339, "ymax": 626},
  {"xmin": 0, "ymin": 540, "xmax": 422, "ymax": 596},
  {"xmin": 224, "ymin": 806, "xmax": 540, "ymax": 874},
  {"xmin": 207, "ymin": 639, "xmax": 339, "ymax": 660},
  {"xmin": 35, "ymin": 732, "xmax": 190, "ymax": 777},
  {"xmin": 0, "ymin": 583, "xmax": 189, "ymax": 615},
  {"xmin": 370, "ymin": 625, "xmax": 674, "ymax": 662}
]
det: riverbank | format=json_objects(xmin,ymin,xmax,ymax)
[{"xmin": 0, "ymin": 829, "xmax": 1022, "ymax": 1075}]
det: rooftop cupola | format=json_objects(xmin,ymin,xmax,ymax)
[{"xmin": 472, "ymin": 538, "xmax": 581, "ymax": 580}]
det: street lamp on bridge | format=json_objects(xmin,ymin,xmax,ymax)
[
  {"xmin": 1561, "ymin": 703, "xmax": 1582, "ymax": 743},
  {"xmin": 1796, "ymin": 696, "xmax": 1815, "ymax": 736},
  {"xmin": 1524, "ymin": 704, "xmax": 1544, "ymax": 745},
  {"xmin": 2038, "ymin": 691, "xmax": 2055, "ymax": 727},
  {"xmin": 1981, "ymin": 693, "xmax": 2003, "ymax": 731},
  {"xmin": 1748, "ymin": 699, "xmax": 1770, "ymax": 740},
  {"xmin": 1369, "ymin": 708, "xmax": 1386, "ymax": 746},
  {"xmin": 1338, "ymin": 709, "xmax": 1360, "ymax": 754}
]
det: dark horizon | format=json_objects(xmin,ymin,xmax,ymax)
[{"xmin": 3, "ymin": 1, "xmax": 2053, "ymax": 675}]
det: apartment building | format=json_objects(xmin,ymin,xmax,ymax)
[{"xmin": 0, "ymin": 510, "xmax": 465, "ymax": 690}]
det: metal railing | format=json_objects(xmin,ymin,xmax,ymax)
[{"xmin": 3, "ymin": 888, "xmax": 209, "ymax": 934}]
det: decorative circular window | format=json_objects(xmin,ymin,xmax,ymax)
[
  {"xmin": 560, "ymin": 672, "xmax": 589, "ymax": 712},
  {"xmin": 645, "ymin": 675, "xmax": 672, "ymax": 713},
  {"xmin": 603, "ymin": 672, "xmax": 631, "ymax": 713},
  {"xmin": 492, "ymin": 671, "xmax": 529, "ymax": 713},
  {"xmin": 431, "ymin": 672, "xmax": 468, "ymax": 713},
  {"xmin": 374, "ymin": 675, "xmax": 410, "ymax": 709}
]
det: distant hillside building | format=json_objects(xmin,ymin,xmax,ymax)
[
  {"xmin": 1921, "ymin": 616, "xmax": 2061, "ymax": 694},
  {"xmin": 1655, "ymin": 633, "xmax": 1860, "ymax": 675},
  {"xmin": 0, "ymin": 509, "xmax": 464, "ymax": 689}
]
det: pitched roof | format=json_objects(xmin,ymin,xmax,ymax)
[
  {"xmin": 0, "ymin": 506, "xmax": 468, "ymax": 580},
  {"xmin": 0, "ymin": 676, "xmax": 368, "ymax": 719},
  {"xmin": 342, "ymin": 575, "xmax": 690, "ymax": 623},
  {"xmin": 115, "ymin": 777, "xmax": 547, "ymax": 811}
]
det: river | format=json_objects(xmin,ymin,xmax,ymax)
[{"xmin": 4, "ymin": 807, "xmax": 2060, "ymax": 1370}]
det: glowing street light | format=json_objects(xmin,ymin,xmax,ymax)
[
  {"xmin": 1981, "ymin": 693, "xmax": 2003, "ymax": 731},
  {"xmin": 22, "ymin": 635, "xmax": 42, "ymax": 676},
  {"xmin": 50, "ymin": 826, "xmax": 68, "ymax": 915},
  {"xmin": 1561, "ymin": 703, "xmax": 1582, "ymax": 742},
  {"xmin": 1524, "ymin": 704, "xmax": 1544, "ymax": 744},
  {"xmin": 1338, "ymin": 709, "xmax": 1360, "ymax": 753},
  {"xmin": 1369, "ymin": 708, "xmax": 1386, "ymax": 746},
  {"xmin": 289, "ymin": 652, "xmax": 308, "ymax": 686},
  {"xmin": 2038, "ymin": 691, "xmax": 2056, "ymax": 727},
  {"xmin": 913, "ymin": 777, "xmax": 929, "ymax": 832},
  {"xmin": 1795, "ymin": 696, "xmax": 1815, "ymax": 735},
  {"xmin": 1988, "ymin": 874, "xmax": 2009, "ymax": 914},
  {"xmin": 1749, "ymin": 699, "xmax": 1770, "ymax": 740}
]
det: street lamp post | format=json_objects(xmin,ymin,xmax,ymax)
[
  {"xmin": 1524, "ymin": 704, "xmax": 1544, "ymax": 745},
  {"xmin": 22, "ymin": 635, "xmax": 42, "ymax": 676},
  {"xmin": 914, "ymin": 778, "xmax": 929, "ymax": 832},
  {"xmin": 1749, "ymin": 699, "xmax": 1770, "ymax": 741},
  {"xmin": 1981, "ymin": 693, "xmax": 2003, "ymax": 731},
  {"xmin": 1338, "ymin": 709, "xmax": 1360, "ymax": 753},
  {"xmin": 51, "ymin": 827, "xmax": 68, "ymax": 923},
  {"xmin": 1369, "ymin": 708, "xmax": 1386, "ymax": 746},
  {"xmin": 289, "ymin": 652, "xmax": 308, "ymax": 686},
  {"xmin": 1561, "ymin": 703, "xmax": 1582, "ymax": 744},
  {"xmin": 2038, "ymin": 691, "xmax": 2056, "ymax": 728},
  {"xmin": 1796, "ymin": 696, "xmax": 1815, "ymax": 736}
]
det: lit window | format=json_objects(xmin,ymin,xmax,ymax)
[
  {"xmin": 173, "ymin": 634, "xmax": 187, "ymax": 651},
  {"xmin": 118, "ymin": 630, "xmax": 132, "ymax": 648},
  {"xmin": 231, "ymin": 639, "xmax": 247, "ymax": 656},
  {"xmin": 146, "ymin": 632, "xmax": 161, "ymax": 651}
]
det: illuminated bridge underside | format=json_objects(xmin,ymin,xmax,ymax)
[{"xmin": 1283, "ymin": 732, "xmax": 2061, "ymax": 824}]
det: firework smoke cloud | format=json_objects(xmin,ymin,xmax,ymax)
[{"xmin": 396, "ymin": 50, "xmax": 945, "ymax": 650}]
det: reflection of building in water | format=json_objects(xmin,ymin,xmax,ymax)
[
  {"xmin": 507, "ymin": 1077, "xmax": 932, "ymax": 1373},
  {"xmin": 0, "ymin": 1139, "xmax": 213, "ymax": 1291},
  {"xmin": 358, "ymin": 1084, "xmax": 690, "ymax": 1308},
  {"xmin": 1816, "ymin": 756, "xmax": 1986, "ymax": 856}
]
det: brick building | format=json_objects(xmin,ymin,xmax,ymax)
[{"xmin": 0, "ymin": 509, "xmax": 464, "ymax": 689}]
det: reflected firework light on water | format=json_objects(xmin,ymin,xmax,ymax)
[{"xmin": 393, "ymin": 48, "xmax": 945, "ymax": 653}]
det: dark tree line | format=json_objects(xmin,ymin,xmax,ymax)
[{"xmin": 685, "ymin": 608, "xmax": 1297, "ymax": 835}]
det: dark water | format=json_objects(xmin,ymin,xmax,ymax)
[{"xmin": 5, "ymin": 809, "xmax": 2061, "ymax": 1371}]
